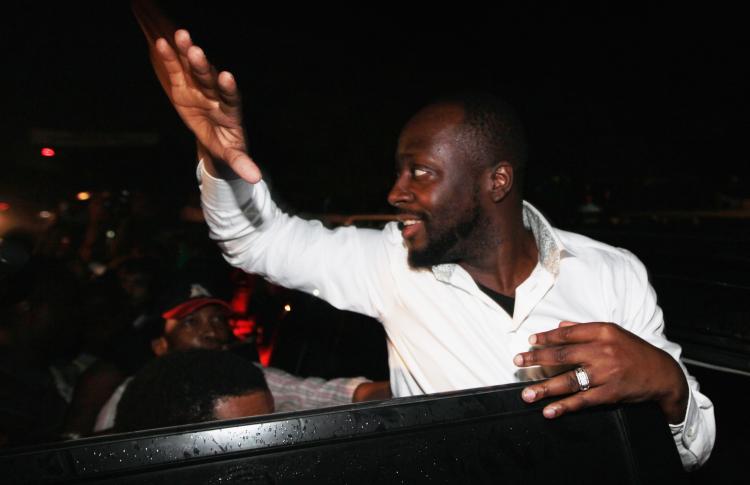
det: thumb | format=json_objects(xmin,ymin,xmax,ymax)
[{"xmin": 224, "ymin": 148, "xmax": 262, "ymax": 184}]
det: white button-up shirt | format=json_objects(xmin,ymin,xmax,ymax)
[{"xmin": 199, "ymin": 163, "xmax": 715, "ymax": 469}]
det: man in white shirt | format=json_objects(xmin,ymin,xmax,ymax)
[{"xmin": 139, "ymin": 26, "xmax": 714, "ymax": 470}]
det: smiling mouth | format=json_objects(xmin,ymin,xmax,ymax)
[
  {"xmin": 396, "ymin": 215, "xmax": 424, "ymax": 239},
  {"xmin": 397, "ymin": 219, "xmax": 421, "ymax": 229}
]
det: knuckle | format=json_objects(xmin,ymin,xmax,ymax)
[
  {"xmin": 601, "ymin": 344, "xmax": 617, "ymax": 358},
  {"xmin": 533, "ymin": 384, "xmax": 549, "ymax": 399},
  {"xmin": 608, "ymin": 363, "xmax": 624, "ymax": 380},
  {"xmin": 553, "ymin": 346, "xmax": 568, "ymax": 363},
  {"xmin": 599, "ymin": 322, "xmax": 620, "ymax": 340}
]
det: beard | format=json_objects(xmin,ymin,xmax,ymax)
[{"xmin": 407, "ymin": 190, "xmax": 484, "ymax": 269}]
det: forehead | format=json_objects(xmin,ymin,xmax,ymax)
[
  {"xmin": 397, "ymin": 103, "xmax": 467, "ymax": 160},
  {"xmin": 164, "ymin": 303, "xmax": 230, "ymax": 334},
  {"xmin": 190, "ymin": 304, "xmax": 230, "ymax": 317}
]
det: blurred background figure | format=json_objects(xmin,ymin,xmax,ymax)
[
  {"xmin": 93, "ymin": 269, "xmax": 390, "ymax": 434},
  {"xmin": 0, "ymin": 184, "xmax": 388, "ymax": 445},
  {"xmin": 114, "ymin": 349, "xmax": 273, "ymax": 432},
  {"xmin": 0, "ymin": 242, "xmax": 83, "ymax": 447}
]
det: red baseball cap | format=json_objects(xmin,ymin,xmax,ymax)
[
  {"xmin": 159, "ymin": 277, "xmax": 233, "ymax": 321},
  {"xmin": 162, "ymin": 297, "xmax": 232, "ymax": 320}
]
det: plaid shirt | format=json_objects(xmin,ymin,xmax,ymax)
[{"xmin": 261, "ymin": 365, "xmax": 369, "ymax": 412}]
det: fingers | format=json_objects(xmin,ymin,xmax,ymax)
[
  {"xmin": 521, "ymin": 367, "xmax": 594, "ymax": 403},
  {"xmin": 153, "ymin": 29, "xmax": 255, "ymax": 182},
  {"xmin": 187, "ymin": 46, "xmax": 217, "ymax": 89},
  {"xmin": 174, "ymin": 31, "xmax": 240, "ymax": 111},
  {"xmin": 174, "ymin": 31, "xmax": 222, "ymax": 101},
  {"xmin": 155, "ymin": 37, "xmax": 187, "ymax": 89},
  {"xmin": 217, "ymin": 71, "xmax": 241, "ymax": 105},
  {"xmin": 517, "ymin": 322, "xmax": 664, "ymax": 420},
  {"xmin": 513, "ymin": 342, "xmax": 589, "ymax": 368},
  {"xmin": 174, "ymin": 28, "xmax": 193, "ymax": 51},
  {"xmin": 539, "ymin": 387, "xmax": 608, "ymax": 419},
  {"xmin": 521, "ymin": 367, "xmax": 606, "ymax": 419},
  {"xmin": 528, "ymin": 321, "xmax": 617, "ymax": 347}
]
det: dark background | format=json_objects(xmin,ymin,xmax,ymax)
[{"xmin": 3, "ymin": 2, "xmax": 747, "ymax": 224}]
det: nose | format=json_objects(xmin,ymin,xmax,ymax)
[
  {"xmin": 197, "ymin": 316, "xmax": 223, "ymax": 337},
  {"xmin": 387, "ymin": 173, "xmax": 413, "ymax": 208},
  {"xmin": 211, "ymin": 318, "xmax": 232, "ymax": 339}
]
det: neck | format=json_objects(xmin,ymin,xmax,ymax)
[{"xmin": 459, "ymin": 212, "xmax": 538, "ymax": 297}]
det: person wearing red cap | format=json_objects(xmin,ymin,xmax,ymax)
[
  {"xmin": 150, "ymin": 281, "xmax": 235, "ymax": 355},
  {"xmin": 93, "ymin": 275, "xmax": 390, "ymax": 432}
]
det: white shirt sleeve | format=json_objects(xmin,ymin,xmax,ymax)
[
  {"xmin": 614, "ymin": 249, "xmax": 715, "ymax": 470},
  {"xmin": 669, "ymin": 384, "xmax": 716, "ymax": 470},
  {"xmin": 198, "ymin": 161, "xmax": 393, "ymax": 320}
]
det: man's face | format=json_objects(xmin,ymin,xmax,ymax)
[
  {"xmin": 388, "ymin": 103, "xmax": 485, "ymax": 268},
  {"xmin": 163, "ymin": 304, "xmax": 233, "ymax": 352}
]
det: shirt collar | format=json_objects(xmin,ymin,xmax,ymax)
[
  {"xmin": 520, "ymin": 201, "xmax": 570, "ymax": 275},
  {"xmin": 431, "ymin": 201, "xmax": 570, "ymax": 282}
]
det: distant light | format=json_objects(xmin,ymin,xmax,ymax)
[
  {"xmin": 105, "ymin": 230, "xmax": 116, "ymax": 239},
  {"xmin": 283, "ymin": 304, "xmax": 291, "ymax": 312},
  {"xmin": 0, "ymin": 202, "xmax": 9, "ymax": 212},
  {"xmin": 41, "ymin": 147, "xmax": 56, "ymax": 157},
  {"xmin": 76, "ymin": 191, "xmax": 91, "ymax": 201},
  {"xmin": 312, "ymin": 288, "xmax": 320, "ymax": 297},
  {"xmin": 38, "ymin": 211, "xmax": 53, "ymax": 219}
]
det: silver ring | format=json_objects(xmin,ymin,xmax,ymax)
[{"xmin": 574, "ymin": 367, "xmax": 591, "ymax": 392}]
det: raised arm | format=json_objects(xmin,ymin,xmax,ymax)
[{"xmin": 133, "ymin": 1, "xmax": 260, "ymax": 183}]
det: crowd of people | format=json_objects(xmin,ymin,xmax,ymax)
[{"xmin": 0, "ymin": 191, "xmax": 390, "ymax": 448}]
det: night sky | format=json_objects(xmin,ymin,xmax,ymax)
[{"xmin": 3, "ymin": 2, "xmax": 747, "ymax": 228}]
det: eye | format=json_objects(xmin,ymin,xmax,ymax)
[{"xmin": 413, "ymin": 168, "xmax": 429, "ymax": 178}]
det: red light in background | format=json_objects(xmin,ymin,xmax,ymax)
[
  {"xmin": 0, "ymin": 202, "xmax": 10, "ymax": 212},
  {"xmin": 41, "ymin": 147, "xmax": 56, "ymax": 157},
  {"xmin": 229, "ymin": 275, "xmax": 276, "ymax": 367}
]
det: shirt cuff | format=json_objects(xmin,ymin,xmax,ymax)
[
  {"xmin": 197, "ymin": 159, "xmax": 256, "ymax": 211},
  {"xmin": 669, "ymin": 387, "xmax": 714, "ymax": 470}
]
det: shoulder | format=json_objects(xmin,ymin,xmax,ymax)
[{"xmin": 555, "ymin": 228, "xmax": 648, "ymax": 278}]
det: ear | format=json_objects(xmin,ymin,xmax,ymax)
[
  {"xmin": 151, "ymin": 337, "xmax": 169, "ymax": 356},
  {"xmin": 489, "ymin": 162, "xmax": 514, "ymax": 203}
]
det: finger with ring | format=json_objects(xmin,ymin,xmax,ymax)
[{"xmin": 574, "ymin": 366, "xmax": 591, "ymax": 391}]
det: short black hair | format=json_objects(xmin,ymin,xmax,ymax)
[
  {"xmin": 433, "ymin": 91, "xmax": 527, "ymax": 180},
  {"xmin": 115, "ymin": 349, "xmax": 269, "ymax": 432}
]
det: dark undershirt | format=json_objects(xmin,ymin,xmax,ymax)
[{"xmin": 477, "ymin": 283, "xmax": 516, "ymax": 316}]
